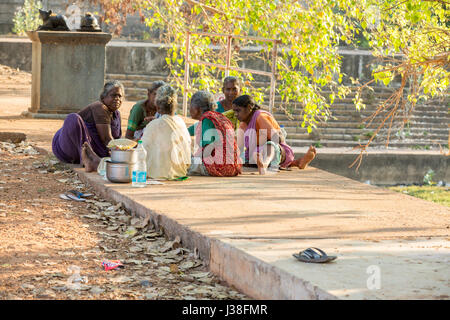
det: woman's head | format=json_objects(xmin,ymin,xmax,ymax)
[
  {"xmin": 155, "ymin": 84, "xmax": 177, "ymax": 115},
  {"xmin": 100, "ymin": 80, "xmax": 125, "ymax": 112},
  {"xmin": 232, "ymin": 95, "xmax": 260, "ymax": 123},
  {"xmin": 222, "ymin": 76, "xmax": 240, "ymax": 103},
  {"xmin": 147, "ymin": 80, "xmax": 166, "ymax": 107},
  {"xmin": 189, "ymin": 91, "xmax": 216, "ymax": 120}
]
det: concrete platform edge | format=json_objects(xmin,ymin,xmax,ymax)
[
  {"xmin": 71, "ymin": 166, "xmax": 338, "ymax": 300},
  {"xmin": 210, "ymin": 239, "xmax": 338, "ymax": 300}
]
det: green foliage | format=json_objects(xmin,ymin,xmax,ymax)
[
  {"xmin": 424, "ymin": 169, "xmax": 436, "ymax": 186},
  {"xmin": 86, "ymin": 0, "xmax": 449, "ymax": 141},
  {"xmin": 12, "ymin": 0, "xmax": 43, "ymax": 35},
  {"xmin": 313, "ymin": 141, "xmax": 323, "ymax": 148},
  {"xmin": 135, "ymin": 0, "xmax": 363, "ymax": 131},
  {"xmin": 389, "ymin": 185, "xmax": 449, "ymax": 207},
  {"xmin": 352, "ymin": 0, "xmax": 449, "ymax": 109}
]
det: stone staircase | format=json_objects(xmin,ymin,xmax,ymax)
[{"xmin": 107, "ymin": 73, "xmax": 449, "ymax": 150}]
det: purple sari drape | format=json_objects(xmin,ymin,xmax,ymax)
[
  {"xmin": 244, "ymin": 109, "xmax": 294, "ymax": 167},
  {"xmin": 52, "ymin": 110, "xmax": 121, "ymax": 164}
]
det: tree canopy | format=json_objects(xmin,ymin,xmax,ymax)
[{"xmin": 86, "ymin": 0, "xmax": 449, "ymax": 161}]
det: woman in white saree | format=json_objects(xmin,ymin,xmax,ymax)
[{"xmin": 141, "ymin": 85, "xmax": 191, "ymax": 180}]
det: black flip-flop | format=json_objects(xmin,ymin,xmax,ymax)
[{"xmin": 293, "ymin": 247, "xmax": 337, "ymax": 263}]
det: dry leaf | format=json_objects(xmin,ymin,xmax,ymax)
[
  {"xmin": 169, "ymin": 264, "xmax": 179, "ymax": 273},
  {"xmin": 124, "ymin": 227, "xmax": 138, "ymax": 237},
  {"xmin": 110, "ymin": 276, "xmax": 132, "ymax": 283},
  {"xmin": 129, "ymin": 246, "xmax": 143, "ymax": 253},
  {"xmin": 179, "ymin": 261, "xmax": 195, "ymax": 270},
  {"xmin": 82, "ymin": 214, "xmax": 101, "ymax": 219},
  {"xmin": 190, "ymin": 271, "xmax": 210, "ymax": 278}
]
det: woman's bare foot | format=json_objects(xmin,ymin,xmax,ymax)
[
  {"xmin": 256, "ymin": 152, "xmax": 268, "ymax": 175},
  {"xmin": 297, "ymin": 145, "xmax": 316, "ymax": 169},
  {"xmin": 81, "ymin": 142, "xmax": 100, "ymax": 172}
]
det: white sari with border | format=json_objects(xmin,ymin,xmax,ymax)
[{"xmin": 141, "ymin": 114, "xmax": 191, "ymax": 180}]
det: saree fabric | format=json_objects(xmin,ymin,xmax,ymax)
[
  {"xmin": 193, "ymin": 111, "xmax": 241, "ymax": 177},
  {"xmin": 223, "ymin": 109, "xmax": 240, "ymax": 131},
  {"xmin": 141, "ymin": 115, "xmax": 191, "ymax": 180},
  {"xmin": 52, "ymin": 103, "xmax": 121, "ymax": 164},
  {"xmin": 127, "ymin": 100, "xmax": 161, "ymax": 132},
  {"xmin": 241, "ymin": 109, "xmax": 294, "ymax": 168}
]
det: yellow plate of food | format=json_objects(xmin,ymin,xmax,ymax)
[{"xmin": 107, "ymin": 138, "xmax": 138, "ymax": 150}]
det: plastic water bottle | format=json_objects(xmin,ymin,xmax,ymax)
[
  {"xmin": 132, "ymin": 140, "xmax": 147, "ymax": 187},
  {"xmin": 280, "ymin": 125, "xmax": 287, "ymax": 140}
]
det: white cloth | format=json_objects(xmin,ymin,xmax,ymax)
[{"xmin": 141, "ymin": 115, "xmax": 191, "ymax": 180}]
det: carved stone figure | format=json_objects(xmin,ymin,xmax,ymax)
[
  {"xmin": 78, "ymin": 12, "xmax": 102, "ymax": 32},
  {"xmin": 37, "ymin": 9, "xmax": 70, "ymax": 31}
]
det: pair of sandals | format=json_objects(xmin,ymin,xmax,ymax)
[
  {"xmin": 293, "ymin": 247, "xmax": 337, "ymax": 264},
  {"xmin": 59, "ymin": 190, "xmax": 93, "ymax": 202}
]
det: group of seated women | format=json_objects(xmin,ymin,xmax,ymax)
[{"xmin": 51, "ymin": 77, "xmax": 316, "ymax": 180}]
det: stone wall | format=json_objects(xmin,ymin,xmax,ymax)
[
  {"xmin": 0, "ymin": 38, "xmax": 383, "ymax": 89},
  {"xmin": 0, "ymin": 0, "xmax": 26, "ymax": 34},
  {"xmin": 309, "ymin": 152, "xmax": 449, "ymax": 186},
  {"xmin": 0, "ymin": 38, "xmax": 31, "ymax": 70},
  {"xmin": 0, "ymin": 0, "xmax": 147, "ymax": 38},
  {"xmin": 1, "ymin": 0, "xmax": 69, "ymax": 34}
]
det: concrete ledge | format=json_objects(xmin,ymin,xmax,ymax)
[
  {"xmin": 73, "ymin": 167, "xmax": 339, "ymax": 300},
  {"xmin": 71, "ymin": 167, "xmax": 213, "ymax": 262},
  {"xmin": 22, "ymin": 111, "xmax": 68, "ymax": 120},
  {"xmin": 292, "ymin": 148, "xmax": 449, "ymax": 185},
  {"xmin": 70, "ymin": 165, "xmax": 449, "ymax": 300},
  {"xmin": 210, "ymin": 239, "xmax": 337, "ymax": 300}
]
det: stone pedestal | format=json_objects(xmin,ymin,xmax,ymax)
[{"xmin": 26, "ymin": 31, "xmax": 112, "ymax": 118}]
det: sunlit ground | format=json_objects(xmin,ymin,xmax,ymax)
[{"xmin": 388, "ymin": 186, "xmax": 450, "ymax": 207}]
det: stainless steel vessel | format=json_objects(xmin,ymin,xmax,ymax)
[
  {"xmin": 105, "ymin": 160, "xmax": 135, "ymax": 183},
  {"xmin": 110, "ymin": 149, "xmax": 137, "ymax": 164}
]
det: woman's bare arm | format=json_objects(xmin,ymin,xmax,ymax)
[{"xmin": 96, "ymin": 123, "xmax": 114, "ymax": 146}]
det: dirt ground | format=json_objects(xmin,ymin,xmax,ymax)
[{"xmin": 0, "ymin": 65, "xmax": 246, "ymax": 300}]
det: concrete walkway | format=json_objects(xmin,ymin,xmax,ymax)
[{"xmin": 70, "ymin": 164, "xmax": 449, "ymax": 300}]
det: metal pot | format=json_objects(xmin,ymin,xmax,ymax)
[
  {"xmin": 106, "ymin": 160, "xmax": 136, "ymax": 183},
  {"xmin": 110, "ymin": 148, "xmax": 137, "ymax": 164}
]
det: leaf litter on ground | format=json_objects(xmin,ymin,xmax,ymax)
[{"xmin": 0, "ymin": 143, "xmax": 247, "ymax": 300}]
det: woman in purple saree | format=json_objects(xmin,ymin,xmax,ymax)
[
  {"xmin": 233, "ymin": 95, "xmax": 317, "ymax": 175},
  {"xmin": 52, "ymin": 81, "xmax": 124, "ymax": 171}
]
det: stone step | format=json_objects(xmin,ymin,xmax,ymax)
[
  {"xmin": 109, "ymin": 73, "xmax": 449, "ymax": 104},
  {"xmin": 286, "ymin": 132, "xmax": 447, "ymax": 142},
  {"xmin": 107, "ymin": 73, "xmax": 168, "ymax": 81},
  {"xmin": 273, "ymin": 113, "xmax": 450, "ymax": 123},
  {"xmin": 280, "ymin": 103, "xmax": 448, "ymax": 114},
  {"xmin": 286, "ymin": 139, "xmax": 446, "ymax": 149},
  {"xmin": 286, "ymin": 126, "xmax": 448, "ymax": 135},
  {"xmin": 276, "ymin": 117, "xmax": 449, "ymax": 128},
  {"xmin": 288, "ymin": 127, "xmax": 449, "ymax": 136},
  {"xmin": 276, "ymin": 120, "xmax": 450, "ymax": 129},
  {"xmin": 322, "ymin": 104, "xmax": 448, "ymax": 112},
  {"xmin": 121, "ymin": 85, "xmax": 449, "ymax": 117},
  {"xmin": 109, "ymin": 74, "xmax": 413, "ymax": 94}
]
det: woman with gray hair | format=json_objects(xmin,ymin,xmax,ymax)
[
  {"xmin": 125, "ymin": 80, "xmax": 166, "ymax": 141},
  {"xmin": 52, "ymin": 80, "xmax": 124, "ymax": 172},
  {"xmin": 187, "ymin": 90, "xmax": 241, "ymax": 176},
  {"xmin": 140, "ymin": 84, "xmax": 191, "ymax": 179}
]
